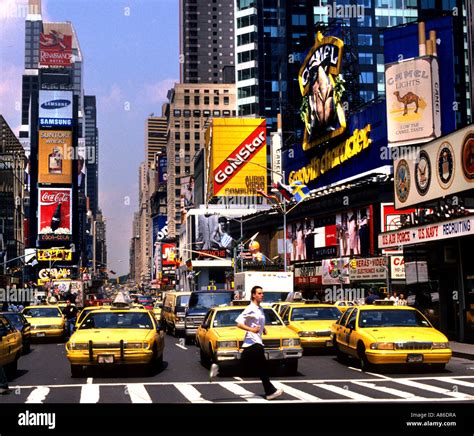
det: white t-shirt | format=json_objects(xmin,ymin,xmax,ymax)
[{"xmin": 235, "ymin": 302, "xmax": 265, "ymax": 348}]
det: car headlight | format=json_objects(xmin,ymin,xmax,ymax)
[
  {"xmin": 370, "ymin": 342, "xmax": 394, "ymax": 350},
  {"xmin": 69, "ymin": 342, "xmax": 88, "ymax": 350},
  {"xmin": 432, "ymin": 342, "xmax": 449, "ymax": 349},
  {"xmin": 124, "ymin": 342, "xmax": 147, "ymax": 349},
  {"xmin": 217, "ymin": 341, "xmax": 238, "ymax": 348},
  {"xmin": 283, "ymin": 338, "xmax": 301, "ymax": 346}
]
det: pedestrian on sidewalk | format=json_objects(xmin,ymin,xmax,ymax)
[{"xmin": 210, "ymin": 285, "xmax": 283, "ymax": 401}]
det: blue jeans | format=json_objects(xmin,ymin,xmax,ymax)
[
  {"xmin": 67, "ymin": 318, "xmax": 76, "ymax": 337},
  {"xmin": 0, "ymin": 365, "xmax": 8, "ymax": 389}
]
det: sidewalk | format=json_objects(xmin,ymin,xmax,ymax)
[{"xmin": 450, "ymin": 341, "xmax": 474, "ymax": 360}]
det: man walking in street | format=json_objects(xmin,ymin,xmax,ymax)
[
  {"xmin": 63, "ymin": 300, "xmax": 78, "ymax": 337},
  {"xmin": 0, "ymin": 365, "xmax": 10, "ymax": 395},
  {"xmin": 210, "ymin": 286, "xmax": 284, "ymax": 400}
]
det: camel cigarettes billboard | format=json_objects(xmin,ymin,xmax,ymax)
[
  {"xmin": 206, "ymin": 118, "xmax": 267, "ymax": 198},
  {"xmin": 394, "ymin": 125, "xmax": 474, "ymax": 208},
  {"xmin": 385, "ymin": 56, "xmax": 441, "ymax": 146},
  {"xmin": 38, "ymin": 130, "xmax": 73, "ymax": 184}
]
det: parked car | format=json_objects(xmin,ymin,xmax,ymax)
[{"xmin": 1, "ymin": 312, "xmax": 31, "ymax": 353}]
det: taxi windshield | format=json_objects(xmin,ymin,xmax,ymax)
[
  {"xmin": 358, "ymin": 309, "xmax": 431, "ymax": 328},
  {"xmin": 290, "ymin": 307, "xmax": 341, "ymax": 321},
  {"xmin": 212, "ymin": 308, "xmax": 283, "ymax": 328},
  {"xmin": 23, "ymin": 307, "xmax": 62, "ymax": 318},
  {"xmin": 77, "ymin": 308, "xmax": 97, "ymax": 325},
  {"xmin": 79, "ymin": 312, "xmax": 153, "ymax": 330},
  {"xmin": 2, "ymin": 313, "xmax": 23, "ymax": 329}
]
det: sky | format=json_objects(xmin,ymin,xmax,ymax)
[{"xmin": 0, "ymin": 0, "xmax": 179, "ymax": 277}]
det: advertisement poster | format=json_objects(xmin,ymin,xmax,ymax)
[
  {"xmin": 39, "ymin": 90, "xmax": 73, "ymax": 128},
  {"xmin": 39, "ymin": 30, "xmax": 73, "ymax": 67},
  {"xmin": 349, "ymin": 257, "xmax": 387, "ymax": 281},
  {"xmin": 335, "ymin": 206, "xmax": 372, "ymax": 257},
  {"xmin": 380, "ymin": 203, "xmax": 417, "ymax": 254},
  {"xmin": 77, "ymin": 144, "xmax": 87, "ymax": 191},
  {"xmin": 405, "ymin": 261, "xmax": 429, "ymax": 285},
  {"xmin": 181, "ymin": 175, "xmax": 195, "ymax": 209},
  {"xmin": 298, "ymin": 32, "xmax": 346, "ymax": 151},
  {"xmin": 207, "ymin": 118, "xmax": 267, "ymax": 198},
  {"xmin": 38, "ymin": 188, "xmax": 72, "ymax": 241},
  {"xmin": 322, "ymin": 258, "xmax": 350, "ymax": 285},
  {"xmin": 194, "ymin": 214, "xmax": 236, "ymax": 259},
  {"xmin": 155, "ymin": 153, "xmax": 168, "ymax": 184},
  {"xmin": 390, "ymin": 256, "xmax": 406, "ymax": 280},
  {"xmin": 38, "ymin": 130, "xmax": 73, "ymax": 184},
  {"xmin": 152, "ymin": 216, "xmax": 167, "ymax": 280},
  {"xmin": 162, "ymin": 243, "xmax": 176, "ymax": 266}
]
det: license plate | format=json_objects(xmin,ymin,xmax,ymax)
[
  {"xmin": 36, "ymin": 332, "xmax": 45, "ymax": 337},
  {"xmin": 407, "ymin": 354, "xmax": 424, "ymax": 363},
  {"xmin": 326, "ymin": 340, "xmax": 333, "ymax": 347},
  {"xmin": 98, "ymin": 355, "xmax": 114, "ymax": 364}
]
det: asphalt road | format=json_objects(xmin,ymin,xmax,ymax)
[{"xmin": 1, "ymin": 334, "xmax": 474, "ymax": 403}]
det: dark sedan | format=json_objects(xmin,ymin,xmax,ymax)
[{"xmin": 1, "ymin": 311, "xmax": 32, "ymax": 353}]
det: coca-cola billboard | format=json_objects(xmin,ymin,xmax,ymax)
[{"xmin": 38, "ymin": 188, "xmax": 72, "ymax": 242}]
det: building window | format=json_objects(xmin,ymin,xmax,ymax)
[
  {"xmin": 194, "ymin": 121, "xmax": 200, "ymax": 129},
  {"xmin": 224, "ymin": 96, "xmax": 230, "ymax": 105},
  {"xmin": 185, "ymin": 156, "xmax": 191, "ymax": 164},
  {"xmin": 173, "ymin": 109, "xmax": 181, "ymax": 117},
  {"xmin": 204, "ymin": 96, "xmax": 210, "ymax": 104},
  {"xmin": 194, "ymin": 132, "xmax": 200, "ymax": 140},
  {"xmin": 213, "ymin": 110, "xmax": 221, "ymax": 116},
  {"xmin": 185, "ymin": 120, "xmax": 190, "ymax": 128},
  {"xmin": 183, "ymin": 109, "xmax": 191, "ymax": 117},
  {"xmin": 185, "ymin": 166, "xmax": 190, "ymax": 173},
  {"xmin": 193, "ymin": 109, "xmax": 201, "ymax": 117},
  {"xmin": 361, "ymin": 72, "xmax": 374, "ymax": 84},
  {"xmin": 185, "ymin": 143, "xmax": 191, "ymax": 151},
  {"xmin": 184, "ymin": 96, "xmax": 190, "ymax": 105},
  {"xmin": 195, "ymin": 143, "xmax": 200, "ymax": 151},
  {"xmin": 203, "ymin": 109, "xmax": 211, "ymax": 116},
  {"xmin": 185, "ymin": 132, "xmax": 190, "ymax": 140},
  {"xmin": 359, "ymin": 53, "xmax": 373, "ymax": 65},
  {"xmin": 223, "ymin": 110, "xmax": 230, "ymax": 116},
  {"xmin": 358, "ymin": 34, "xmax": 372, "ymax": 46},
  {"xmin": 175, "ymin": 132, "xmax": 180, "ymax": 140},
  {"xmin": 194, "ymin": 96, "xmax": 200, "ymax": 105},
  {"xmin": 291, "ymin": 15, "xmax": 307, "ymax": 26}
]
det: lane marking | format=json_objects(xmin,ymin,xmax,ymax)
[
  {"xmin": 313, "ymin": 383, "xmax": 372, "ymax": 400},
  {"xmin": 80, "ymin": 384, "xmax": 100, "ymax": 403},
  {"xmin": 431, "ymin": 377, "xmax": 474, "ymax": 388},
  {"xmin": 234, "ymin": 377, "xmax": 243, "ymax": 382},
  {"xmin": 175, "ymin": 383, "xmax": 210, "ymax": 403},
  {"xmin": 272, "ymin": 381, "xmax": 320, "ymax": 402},
  {"xmin": 351, "ymin": 381, "xmax": 419, "ymax": 399},
  {"xmin": 25, "ymin": 387, "xmax": 50, "ymax": 403},
  {"xmin": 87, "ymin": 378, "xmax": 93, "ymax": 384},
  {"xmin": 127, "ymin": 384, "xmax": 152, "ymax": 403},
  {"xmin": 9, "ymin": 375, "xmax": 474, "ymax": 389},
  {"xmin": 175, "ymin": 343, "xmax": 188, "ymax": 350},
  {"xmin": 391, "ymin": 379, "xmax": 474, "ymax": 400},
  {"xmin": 218, "ymin": 382, "xmax": 267, "ymax": 403}
]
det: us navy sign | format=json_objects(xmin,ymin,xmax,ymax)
[{"xmin": 39, "ymin": 90, "xmax": 73, "ymax": 128}]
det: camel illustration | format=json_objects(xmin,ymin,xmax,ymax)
[{"xmin": 393, "ymin": 91, "xmax": 421, "ymax": 116}]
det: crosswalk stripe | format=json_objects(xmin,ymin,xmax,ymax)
[
  {"xmin": 391, "ymin": 379, "xmax": 473, "ymax": 400},
  {"xmin": 272, "ymin": 381, "xmax": 320, "ymax": 402},
  {"xmin": 25, "ymin": 387, "xmax": 50, "ymax": 403},
  {"xmin": 351, "ymin": 381, "xmax": 420, "ymax": 399},
  {"xmin": 175, "ymin": 383, "xmax": 210, "ymax": 403},
  {"xmin": 435, "ymin": 378, "xmax": 474, "ymax": 388},
  {"xmin": 80, "ymin": 384, "xmax": 100, "ymax": 403},
  {"xmin": 313, "ymin": 383, "xmax": 372, "ymax": 400},
  {"xmin": 219, "ymin": 382, "xmax": 267, "ymax": 403},
  {"xmin": 127, "ymin": 384, "xmax": 152, "ymax": 403}
]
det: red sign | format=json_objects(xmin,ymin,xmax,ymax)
[
  {"xmin": 40, "ymin": 31, "xmax": 73, "ymax": 67},
  {"xmin": 38, "ymin": 188, "xmax": 72, "ymax": 241},
  {"xmin": 162, "ymin": 243, "xmax": 176, "ymax": 266}
]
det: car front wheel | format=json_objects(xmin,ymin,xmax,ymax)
[{"xmin": 357, "ymin": 343, "xmax": 371, "ymax": 372}]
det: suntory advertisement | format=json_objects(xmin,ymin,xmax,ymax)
[
  {"xmin": 385, "ymin": 56, "xmax": 441, "ymax": 146},
  {"xmin": 394, "ymin": 125, "xmax": 474, "ymax": 208},
  {"xmin": 38, "ymin": 130, "xmax": 73, "ymax": 184},
  {"xmin": 206, "ymin": 118, "xmax": 267, "ymax": 198},
  {"xmin": 299, "ymin": 32, "xmax": 346, "ymax": 151},
  {"xmin": 38, "ymin": 188, "xmax": 72, "ymax": 241}
]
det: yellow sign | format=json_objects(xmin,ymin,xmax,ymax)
[
  {"xmin": 38, "ymin": 249, "xmax": 73, "ymax": 261},
  {"xmin": 289, "ymin": 124, "xmax": 372, "ymax": 185},
  {"xmin": 206, "ymin": 118, "xmax": 267, "ymax": 199},
  {"xmin": 298, "ymin": 32, "xmax": 346, "ymax": 151},
  {"xmin": 38, "ymin": 268, "xmax": 72, "ymax": 282},
  {"xmin": 38, "ymin": 130, "xmax": 73, "ymax": 184}
]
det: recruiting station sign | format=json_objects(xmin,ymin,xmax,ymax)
[
  {"xmin": 206, "ymin": 118, "xmax": 267, "ymax": 198},
  {"xmin": 38, "ymin": 188, "xmax": 72, "ymax": 242},
  {"xmin": 38, "ymin": 130, "xmax": 73, "ymax": 184},
  {"xmin": 393, "ymin": 125, "xmax": 474, "ymax": 209}
]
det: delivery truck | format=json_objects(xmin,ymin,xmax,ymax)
[{"xmin": 234, "ymin": 271, "xmax": 293, "ymax": 305}]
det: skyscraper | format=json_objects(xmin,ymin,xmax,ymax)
[
  {"xmin": 145, "ymin": 114, "xmax": 167, "ymax": 168},
  {"xmin": 84, "ymin": 95, "xmax": 99, "ymax": 215},
  {"xmin": 179, "ymin": 0, "xmax": 236, "ymax": 83}
]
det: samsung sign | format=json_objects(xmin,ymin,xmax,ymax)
[{"xmin": 39, "ymin": 91, "xmax": 73, "ymax": 128}]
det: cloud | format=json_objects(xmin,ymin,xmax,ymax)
[
  {"xmin": 98, "ymin": 83, "xmax": 125, "ymax": 108},
  {"xmin": 142, "ymin": 78, "xmax": 177, "ymax": 105},
  {"xmin": 0, "ymin": 63, "xmax": 23, "ymax": 134}
]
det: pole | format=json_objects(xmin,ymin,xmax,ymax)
[
  {"xmin": 282, "ymin": 170, "xmax": 287, "ymax": 272},
  {"xmin": 240, "ymin": 216, "xmax": 244, "ymax": 273},
  {"xmin": 92, "ymin": 220, "xmax": 96, "ymax": 278}
]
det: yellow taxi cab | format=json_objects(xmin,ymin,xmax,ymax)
[
  {"xmin": 0, "ymin": 314, "xmax": 22, "ymax": 375},
  {"xmin": 271, "ymin": 301, "xmax": 294, "ymax": 316},
  {"xmin": 66, "ymin": 297, "xmax": 165, "ymax": 377},
  {"xmin": 281, "ymin": 302, "xmax": 342, "ymax": 349},
  {"xmin": 196, "ymin": 304, "xmax": 302, "ymax": 374},
  {"xmin": 153, "ymin": 302, "xmax": 163, "ymax": 319},
  {"xmin": 57, "ymin": 302, "xmax": 77, "ymax": 314},
  {"xmin": 332, "ymin": 300, "xmax": 357, "ymax": 313},
  {"xmin": 75, "ymin": 306, "xmax": 102, "ymax": 330},
  {"xmin": 331, "ymin": 301, "xmax": 452, "ymax": 371},
  {"xmin": 22, "ymin": 305, "xmax": 66, "ymax": 339}
]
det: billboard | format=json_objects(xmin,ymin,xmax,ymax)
[
  {"xmin": 155, "ymin": 154, "xmax": 168, "ymax": 184},
  {"xmin": 39, "ymin": 90, "xmax": 73, "ymax": 128},
  {"xmin": 206, "ymin": 118, "xmax": 267, "ymax": 198},
  {"xmin": 38, "ymin": 188, "xmax": 72, "ymax": 242},
  {"xmin": 162, "ymin": 243, "xmax": 176, "ymax": 266},
  {"xmin": 298, "ymin": 32, "xmax": 346, "ymax": 151},
  {"xmin": 286, "ymin": 101, "xmax": 387, "ymax": 191},
  {"xmin": 322, "ymin": 258, "xmax": 350, "ymax": 285},
  {"xmin": 39, "ymin": 30, "xmax": 73, "ymax": 67},
  {"xmin": 77, "ymin": 144, "xmax": 87, "ymax": 191},
  {"xmin": 194, "ymin": 214, "xmax": 236, "ymax": 259},
  {"xmin": 181, "ymin": 175, "xmax": 195, "ymax": 209},
  {"xmin": 336, "ymin": 206, "xmax": 373, "ymax": 257},
  {"xmin": 385, "ymin": 56, "xmax": 441, "ymax": 146},
  {"xmin": 38, "ymin": 130, "xmax": 73, "ymax": 184},
  {"xmin": 152, "ymin": 216, "xmax": 167, "ymax": 280},
  {"xmin": 37, "ymin": 249, "xmax": 73, "ymax": 262},
  {"xmin": 380, "ymin": 203, "xmax": 417, "ymax": 254},
  {"xmin": 394, "ymin": 125, "xmax": 474, "ymax": 208},
  {"xmin": 348, "ymin": 257, "xmax": 388, "ymax": 281}
]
